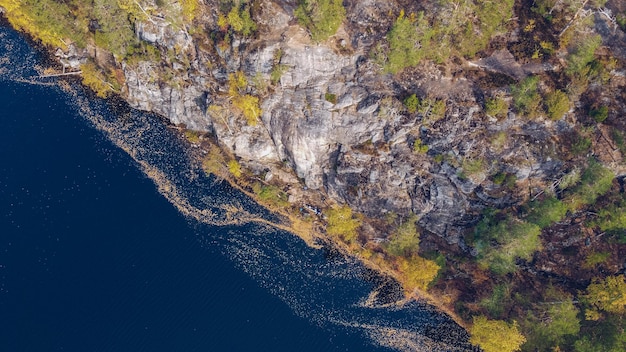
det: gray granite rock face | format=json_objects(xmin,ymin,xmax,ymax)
[{"xmin": 97, "ymin": 0, "xmax": 566, "ymax": 244}]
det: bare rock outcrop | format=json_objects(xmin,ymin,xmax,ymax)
[{"xmin": 105, "ymin": 0, "xmax": 568, "ymax": 244}]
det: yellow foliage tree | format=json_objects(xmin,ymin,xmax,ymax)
[
  {"xmin": 583, "ymin": 275, "xmax": 626, "ymax": 315},
  {"xmin": 228, "ymin": 71, "xmax": 261, "ymax": 125},
  {"xmin": 228, "ymin": 71, "xmax": 248, "ymax": 96},
  {"xmin": 180, "ymin": 0, "xmax": 199, "ymax": 21},
  {"xmin": 325, "ymin": 205, "xmax": 361, "ymax": 243},
  {"xmin": 81, "ymin": 62, "xmax": 114, "ymax": 98},
  {"xmin": 116, "ymin": 0, "xmax": 149, "ymax": 22},
  {"xmin": 217, "ymin": 13, "xmax": 229, "ymax": 31},
  {"xmin": 396, "ymin": 255, "xmax": 440, "ymax": 291},
  {"xmin": 470, "ymin": 316, "xmax": 526, "ymax": 352},
  {"xmin": 227, "ymin": 159, "xmax": 242, "ymax": 178},
  {"xmin": 201, "ymin": 144, "xmax": 227, "ymax": 178},
  {"xmin": 226, "ymin": 4, "xmax": 256, "ymax": 36},
  {"xmin": 232, "ymin": 95, "xmax": 261, "ymax": 126},
  {"xmin": 386, "ymin": 214, "xmax": 420, "ymax": 257},
  {"xmin": 0, "ymin": 0, "xmax": 71, "ymax": 48}
]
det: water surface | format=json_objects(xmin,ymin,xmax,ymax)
[{"xmin": 0, "ymin": 23, "xmax": 474, "ymax": 352}]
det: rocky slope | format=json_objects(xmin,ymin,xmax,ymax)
[{"xmin": 65, "ymin": 0, "xmax": 587, "ymax": 247}]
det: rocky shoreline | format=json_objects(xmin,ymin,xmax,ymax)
[{"xmin": 4, "ymin": 1, "xmax": 626, "ymax": 351}]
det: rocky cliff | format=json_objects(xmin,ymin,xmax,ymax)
[
  {"xmin": 34, "ymin": 0, "xmax": 625, "ymax": 284},
  {"xmin": 56, "ymin": 0, "xmax": 586, "ymax": 248}
]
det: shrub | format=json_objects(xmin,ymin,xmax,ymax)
[
  {"xmin": 228, "ymin": 71, "xmax": 248, "ymax": 96},
  {"xmin": 386, "ymin": 215, "xmax": 420, "ymax": 257},
  {"xmin": 511, "ymin": 76, "xmax": 540, "ymax": 117},
  {"xmin": 117, "ymin": 0, "xmax": 148, "ymax": 22},
  {"xmin": 324, "ymin": 92, "xmax": 337, "ymax": 104},
  {"xmin": 566, "ymin": 34, "xmax": 601, "ymax": 77},
  {"xmin": 540, "ymin": 40, "xmax": 556, "ymax": 55},
  {"xmin": 184, "ymin": 130, "xmax": 201, "ymax": 144},
  {"xmin": 567, "ymin": 160, "xmax": 614, "ymax": 210},
  {"xmin": 294, "ymin": 0, "xmax": 345, "ymax": 42},
  {"xmin": 217, "ymin": 13, "xmax": 229, "ymax": 31},
  {"xmin": 125, "ymin": 42, "xmax": 161, "ymax": 65},
  {"xmin": 590, "ymin": 106, "xmax": 609, "ymax": 123},
  {"xmin": 491, "ymin": 132, "xmax": 508, "ymax": 152},
  {"xmin": 532, "ymin": 0, "xmax": 556, "ymax": 17},
  {"xmin": 618, "ymin": 13, "xmax": 626, "ymax": 31},
  {"xmin": 590, "ymin": 196, "xmax": 626, "ymax": 241},
  {"xmin": 418, "ymin": 97, "xmax": 446, "ymax": 124},
  {"xmin": 559, "ymin": 168, "xmax": 581, "ymax": 191},
  {"xmin": 270, "ymin": 64, "xmax": 288, "ymax": 85},
  {"xmin": 611, "ymin": 130, "xmax": 626, "ymax": 157},
  {"xmin": 583, "ymin": 251, "xmax": 611, "ymax": 269},
  {"xmin": 413, "ymin": 139, "xmax": 429, "ymax": 154},
  {"xmin": 251, "ymin": 72, "xmax": 268, "ymax": 95},
  {"xmin": 462, "ymin": 158, "xmax": 486, "ymax": 177},
  {"xmin": 545, "ymin": 90, "xmax": 570, "ymax": 120},
  {"xmin": 480, "ymin": 284, "xmax": 512, "ymax": 318},
  {"xmin": 571, "ymin": 135, "xmax": 592, "ymax": 156},
  {"xmin": 491, "ymin": 172, "xmax": 507, "ymax": 185},
  {"xmin": 404, "ymin": 94, "xmax": 420, "ymax": 114},
  {"xmin": 504, "ymin": 173, "xmax": 517, "ymax": 189},
  {"xmin": 253, "ymin": 183, "xmax": 289, "ymax": 208},
  {"xmin": 485, "ymin": 96, "xmax": 509, "ymax": 119}
]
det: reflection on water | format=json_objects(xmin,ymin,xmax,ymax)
[{"xmin": 0, "ymin": 23, "xmax": 476, "ymax": 351}]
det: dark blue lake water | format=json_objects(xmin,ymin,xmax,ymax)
[{"xmin": 0, "ymin": 23, "xmax": 475, "ymax": 352}]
